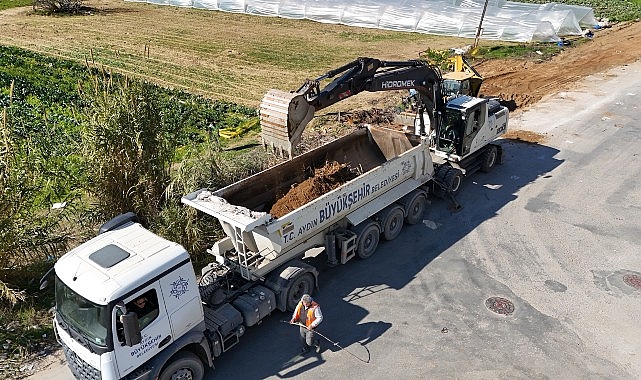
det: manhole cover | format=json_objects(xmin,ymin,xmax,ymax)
[
  {"xmin": 485, "ymin": 297, "xmax": 514, "ymax": 315},
  {"xmin": 623, "ymin": 274, "xmax": 641, "ymax": 290}
]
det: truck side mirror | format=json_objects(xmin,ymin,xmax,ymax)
[
  {"xmin": 39, "ymin": 266, "xmax": 55, "ymax": 290},
  {"xmin": 121, "ymin": 312, "xmax": 142, "ymax": 346}
]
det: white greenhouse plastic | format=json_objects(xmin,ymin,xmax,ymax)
[{"xmin": 127, "ymin": 0, "xmax": 597, "ymax": 42}]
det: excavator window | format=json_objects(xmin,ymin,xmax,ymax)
[
  {"xmin": 439, "ymin": 110, "xmax": 463, "ymax": 153},
  {"xmin": 442, "ymin": 79, "xmax": 461, "ymax": 98}
]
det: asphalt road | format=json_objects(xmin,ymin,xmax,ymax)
[{"xmin": 29, "ymin": 60, "xmax": 641, "ymax": 379}]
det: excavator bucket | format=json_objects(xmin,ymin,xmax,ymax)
[{"xmin": 259, "ymin": 89, "xmax": 315, "ymax": 158}]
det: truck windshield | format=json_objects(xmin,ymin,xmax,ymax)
[{"xmin": 55, "ymin": 276, "xmax": 109, "ymax": 347}]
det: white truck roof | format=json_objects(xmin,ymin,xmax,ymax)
[{"xmin": 55, "ymin": 222, "xmax": 189, "ymax": 305}]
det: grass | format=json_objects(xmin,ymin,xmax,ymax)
[
  {"xmin": 0, "ymin": 0, "xmax": 639, "ymax": 377},
  {"xmin": 475, "ymin": 42, "xmax": 565, "ymax": 60},
  {"xmin": 1, "ymin": 44, "xmax": 267, "ymax": 377},
  {"xmin": 0, "ymin": 263, "xmax": 57, "ymax": 379},
  {"xmin": 515, "ymin": 0, "xmax": 641, "ymax": 21},
  {"xmin": 0, "ymin": 0, "xmax": 31, "ymax": 10}
]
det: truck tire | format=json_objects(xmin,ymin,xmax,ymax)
[
  {"xmin": 353, "ymin": 221, "xmax": 380, "ymax": 259},
  {"xmin": 403, "ymin": 193, "xmax": 426, "ymax": 225},
  {"xmin": 380, "ymin": 206, "xmax": 404, "ymax": 241},
  {"xmin": 480, "ymin": 145, "xmax": 498, "ymax": 173},
  {"xmin": 159, "ymin": 351, "xmax": 204, "ymax": 380},
  {"xmin": 285, "ymin": 273, "xmax": 314, "ymax": 311},
  {"xmin": 444, "ymin": 167, "xmax": 463, "ymax": 194}
]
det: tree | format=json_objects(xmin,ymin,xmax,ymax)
[{"xmin": 81, "ymin": 74, "xmax": 181, "ymax": 224}]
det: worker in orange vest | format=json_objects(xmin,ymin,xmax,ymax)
[{"xmin": 290, "ymin": 294, "xmax": 323, "ymax": 354}]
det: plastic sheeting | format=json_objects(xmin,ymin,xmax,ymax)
[{"xmin": 127, "ymin": 0, "xmax": 598, "ymax": 42}]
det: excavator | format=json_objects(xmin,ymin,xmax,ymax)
[
  {"xmin": 259, "ymin": 57, "xmax": 508, "ymax": 193},
  {"xmin": 396, "ymin": 50, "xmax": 484, "ymax": 131}
]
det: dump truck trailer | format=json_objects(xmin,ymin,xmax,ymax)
[{"xmin": 183, "ymin": 126, "xmax": 435, "ymax": 284}]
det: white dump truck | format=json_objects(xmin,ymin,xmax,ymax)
[
  {"xmin": 51, "ymin": 126, "xmax": 438, "ymax": 380},
  {"xmin": 51, "ymin": 58, "xmax": 508, "ymax": 380}
]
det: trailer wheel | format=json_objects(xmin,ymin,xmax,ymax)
[
  {"xmin": 159, "ymin": 351, "xmax": 204, "ymax": 380},
  {"xmin": 353, "ymin": 222, "xmax": 380, "ymax": 259},
  {"xmin": 285, "ymin": 273, "xmax": 314, "ymax": 311},
  {"xmin": 404, "ymin": 194, "xmax": 426, "ymax": 225},
  {"xmin": 381, "ymin": 206, "xmax": 404, "ymax": 241},
  {"xmin": 480, "ymin": 145, "xmax": 498, "ymax": 173},
  {"xmin": 444, "ymin": 168, "xmax": 463, "ymax": 194}
]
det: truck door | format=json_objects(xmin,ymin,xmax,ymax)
[
  {"xmin": 158, "ymin": 262, "xmax": 204, "ymax": 342},
  {"xmin": 112, "ymin": 284, "xmax": 172, "ymax": 378}
]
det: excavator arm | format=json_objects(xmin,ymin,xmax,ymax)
[{"xmin": 259, "ymin": 57, "xmax": 445, "ymax": 158}]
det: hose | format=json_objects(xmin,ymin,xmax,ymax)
[{"xmin": 281, "ymin": 321, "xmax": 371, "ymax": 363}]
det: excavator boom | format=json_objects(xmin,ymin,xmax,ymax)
[{"xmin": 259, "ymin": 57, "xmax": 444, "ymax": 157}]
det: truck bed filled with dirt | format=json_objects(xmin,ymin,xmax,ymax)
[{"xmin": 182, "ymin": 126, "xmax": 435, "ymax": 276}]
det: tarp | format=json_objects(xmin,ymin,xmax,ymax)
[{"xmin": 126, "ymin": 0, "xmax": 597, "ymax": 42}]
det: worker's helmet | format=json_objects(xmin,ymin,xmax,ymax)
[{"xmin": 301, "ymin": 294, "xmax": 312, "ymax": 304}]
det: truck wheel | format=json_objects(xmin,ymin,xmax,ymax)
[
  {"xmin": 480, "ymin": 145, "xmax": 498, "ymax": 173},
  {"xmin": 381, "ymin": 206, "xmax": 404, "ymax": 241},
  {"xmin": 286, "ymin": 273, "xmax": 314, "ymax": 311},
  {"xmin": 444, "ymin": 168, "xmax": 463, "ymax": 194},
  {"xmin": 353, "ymin": 222, "xmax": 380, "ymax": 259},
  {"xmin": 404, "ymin": 194, "xmax": 426, "ymax": 225},
  {"xmin": 159, "ymin": 351, "xmax": 204, "ymax": 380}
]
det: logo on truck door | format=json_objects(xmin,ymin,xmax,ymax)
[
  {"xmin": 170, "ymin": 276, "xmax": 189, "ymax": 300},
  {"xmin": 130, "ymin": 333, "xmax": 162, "ymax": 359}
]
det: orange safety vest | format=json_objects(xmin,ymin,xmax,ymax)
[{"xmin": 293, "ymin": 301, "xmax": 320, "ymax": 328}]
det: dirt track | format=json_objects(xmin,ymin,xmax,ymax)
[{"xmin": 477, "ymin": 21, "xmax": 641, "ymax": 111}]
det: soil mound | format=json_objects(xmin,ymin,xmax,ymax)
[{"xmin": 270, "ymin": 161, "xmax": 358, "ymax": 218}]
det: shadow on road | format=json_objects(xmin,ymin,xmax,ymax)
[{"xmin": 207, "ymin": 138, "xmax": 562, "ymax": 379}]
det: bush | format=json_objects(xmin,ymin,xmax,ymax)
[{"xmin": 32, "ymin": 0, "xmax": 84, "ymax": 14}]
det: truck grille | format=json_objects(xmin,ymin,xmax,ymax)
[{"xmin": 61, "ymin": 341, "xmax": 102, "ymax": 380}]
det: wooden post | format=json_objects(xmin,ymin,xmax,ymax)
[{"xmin": 473, "ymin": 0, "xmax": 489, "ymax": 50}]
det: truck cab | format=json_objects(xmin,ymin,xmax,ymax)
[{"xmin": 53, "ymin": 221, "xmax": 208, "ymax": 380}]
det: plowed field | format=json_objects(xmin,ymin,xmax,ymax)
[{"xmin": 2, "ymin": 0, "xmax": 639, "ymax": 113}]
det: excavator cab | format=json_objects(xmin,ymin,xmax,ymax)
[
  {"xmin": 442, "ymin": 72, "xmax": 483, "ymax": 98},
  {"xmin": 258, "ymin": 56, "xmax": 496, "ymax": 160},
  {"xmin": 441, "ymin": 54, "xmax": 483, "ymax": 98},
  {"xmin": 437, "ymin": 108, "xmax": 465, "ymax": 155}
]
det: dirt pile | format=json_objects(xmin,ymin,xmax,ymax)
[
  {"xmin": 476, "ymin": 22, "xmax": 641, "ymax": 111},
  {"xmin": 269, "ymin": 161, "xmax": 358, "ymax": 218}
]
